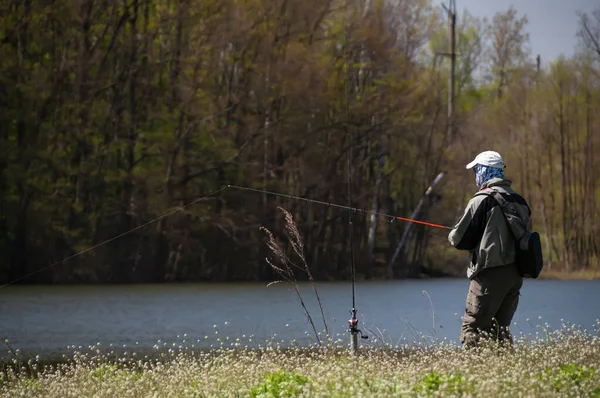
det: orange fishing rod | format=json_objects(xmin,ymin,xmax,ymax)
[{"xmin": 227, "ymin": 185, "xmax": 453, "ymax": 230}]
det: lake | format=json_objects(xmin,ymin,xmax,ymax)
[{"xmin": 1, "ymin": 279, "xmax": 599, "ymax": 359}]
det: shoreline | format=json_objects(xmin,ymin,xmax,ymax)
[
  {"xmin": 537, "ymin": 268, "xmax": 600, "ymax": 280},
  {"xmin": 1, "ymin": 269, "xmax": 599, "ymax": 287}
]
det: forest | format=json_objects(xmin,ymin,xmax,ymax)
[{"xmin": 1, "ymin": 0, "xmax": 599, "ymax": 284}]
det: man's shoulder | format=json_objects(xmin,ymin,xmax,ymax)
[
  {"xmin": 474, "ymin": 187, "xmax": 496, "ymax": 196},
  {"xmin": 477, "ymin": 185, "xmax": 531, "ymax": 214},
  {"xmin": 466, "ymin": 190, "xmax": 494, "ymax": 210},
  {"xmin": 480, "ymin": 182, "xmax": 525, "ymax": 198}
]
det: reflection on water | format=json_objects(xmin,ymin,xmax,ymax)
[{"xmin": 1, "ymin": 280, "xmax": 599, "ymax": 359}]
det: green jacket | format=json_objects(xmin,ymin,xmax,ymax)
[{"xmin": 448, "ymin": 178, "xmax": 531, "ymax": 279}]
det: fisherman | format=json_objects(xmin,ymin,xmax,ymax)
[{"xmin": 448, "ymin": 150, "xmax": 531, "ymax": 348}]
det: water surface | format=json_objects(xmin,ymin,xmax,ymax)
[{"xmin": 1, "ymin": 279, "xmax": 598, "ymax": 359}]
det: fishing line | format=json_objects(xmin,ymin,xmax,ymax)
[{"xmin": 0, "ymin": 187, "xmax": 228, "ymax": 289}]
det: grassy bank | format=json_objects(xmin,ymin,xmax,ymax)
[
  {"xmin": 2, "ymin": 324, "xmax": 599, "ymax": 397},
  {"xmin": 538, "ymin": 267, "xmax": 600, "ymax": 280}
]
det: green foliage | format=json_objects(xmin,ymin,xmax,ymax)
[
  {"xmin": 539, "ymin": 363, "xmax": 598, "ymax": 393},
  {"xmin": 90, "ymin": 364, "xmax": 119, "ymax": 381},
  {"xmin": 248, "ymin": 370, "xmax": 310, "ymax": 397},
  {"xmin": 413, "ymin": 370, "xmax": 473, "ymax": 395},
  {"xmin": 20, "ymin": 377, "xmax": 40, "ymax": 390}
]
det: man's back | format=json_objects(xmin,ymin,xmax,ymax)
[{"xmin": 449, "ymin": 177, "xmax": 530, "ymax": 279}]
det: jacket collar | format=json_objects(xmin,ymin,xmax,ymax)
[{"xmin": 480, "ymin": 177, "xmax": 512, "ymax": 190}]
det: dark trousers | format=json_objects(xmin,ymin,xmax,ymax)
[{"xmin": 461, "ymin": 263, "xmax": 523, "ymax": 348}]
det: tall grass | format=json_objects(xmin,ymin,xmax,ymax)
[{"xmin": 261, "ymin": 207, "xmax": 331, "ymax": 345}]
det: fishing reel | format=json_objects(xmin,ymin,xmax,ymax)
[{"xmin": 348, "ymin": 309, "xmax": 368, "ymax": 339}]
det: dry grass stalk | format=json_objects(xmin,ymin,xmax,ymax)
[
  {"xmin": 259, "ymin": 207, "xmax": 331, "ymax": 345},
  {"xmin": 259, "ymin": 225, "xmax": 322, "ymax": 346},
  {"xmin": 277, "ymin": 207, "xmax": 330, "ymax": 341}
]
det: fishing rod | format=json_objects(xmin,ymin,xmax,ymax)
[
  {"xmin": 2, "ymin": 184, "xmax": 449, "ymax": 289},
  {"xmin": 346, "ymin": 120, "xmax": 363, "ymax": 353},
  {"xmin": 227, "ymin": 185, "xmax": 453, "ymax": 230}
]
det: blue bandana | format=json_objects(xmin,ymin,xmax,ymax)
[{"xmin": 474, "ymin": 164, "xmax": 504, "ymax": 189}]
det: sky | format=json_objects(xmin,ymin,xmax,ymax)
[{"xmin": 455, "ymin": 0, "xmax": 599, "ymax": 64}]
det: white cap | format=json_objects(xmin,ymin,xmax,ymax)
[{"xmin": 465, "ymin": 151, "xmax": 505, "ymax": 169}]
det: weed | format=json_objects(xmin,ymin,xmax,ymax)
[
  {"xmin": 540, "ymin": 363, "xmax": 598, "ymax": 393},
  {"xmin": 413, "ymin": 370, "xmax": 473, "ymax": 395},
  {"xmin": 248, "ymin": 370, "xmax": 309, "ymax": 397}
]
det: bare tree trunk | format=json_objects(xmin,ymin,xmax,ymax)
[
  {"xmin": 387, "ymin": 172, "xmax": 445, "ymax": 278},
  {"xmin": 583, "ymin": 85, "xmax": 595, "ymax": 266},
  {"xmin": 533, "ymin": 56, "xmax": 553, "ymax": 265},
  {"xmin": 558, "ymin": 81, "xmax": 570, "ymax": 270},
  {"xmin": 263, "ymin": 60, "xmax": 271, "ymax": 208},
  {"xmin": 366, "ymin": 125, "xmax": 384, "ymax": 266},
  {"xmin": 536, "ymin": 142, "xmax": 553, "ymax": 265}
]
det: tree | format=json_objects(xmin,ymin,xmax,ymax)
[
  {"xmin": 578, "ymin": 7, "xmax": 600, "ymax": 59},
  {"xmin": 487, "ymin": 6, "xmax": 530, "ymax": 98}
]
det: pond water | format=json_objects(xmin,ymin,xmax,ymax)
[{"xmin": 1, "ymin": 279, "xmax": 599, "ymax": 359}]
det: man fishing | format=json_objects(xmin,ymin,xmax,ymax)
[{"xmin": 448, "ymin": 150, "xmax": 531, "ymax": 348}]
